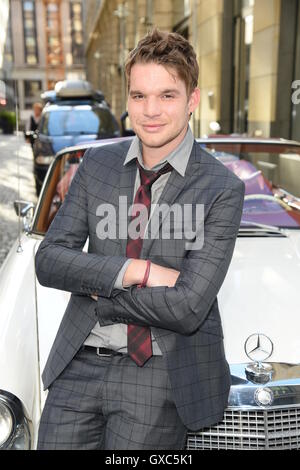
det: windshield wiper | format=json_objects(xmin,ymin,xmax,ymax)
[{"xmin": 239, "ymin": 220, "xmax": 287, "ymax": 237}]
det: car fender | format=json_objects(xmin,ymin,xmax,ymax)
[{"xmin": 0, "ymin": 236, "xmax": 40, "ymax": 423}]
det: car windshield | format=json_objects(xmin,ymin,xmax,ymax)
[
  {"xmin": 31, "ymin": 140, "xmax": 300, "ymax": 236},
  {"xmin": 42, "ymin": 105, "xmax": 119, "ymax": 137},
  {"xmin": 202, "ymin": 141, "xmax": 300, "ymax": 230}
]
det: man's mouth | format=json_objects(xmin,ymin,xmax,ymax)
[{"xmin": 141, "ymin": 123, "xmax": 166, "ymax": 132}]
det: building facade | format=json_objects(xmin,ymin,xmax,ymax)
[
  {"xmin": 0, "ymin": 0, "xmax": 85, "ymax": 124},
  {"xmin": 84, "ymin": 0, "xmax": 300, "ymax": 140},
  {"xmin": 0, "ymin": 0, "xmax": 13, "ymax": 108}
]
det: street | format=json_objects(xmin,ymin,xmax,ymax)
[{"xmin": 0, "ymin": 134, "xmax": 37, "ymax": 268}]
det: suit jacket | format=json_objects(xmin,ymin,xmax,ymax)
[{"xmin": 35, "ymin": 139, "xmax": 245, "ymax": 431}]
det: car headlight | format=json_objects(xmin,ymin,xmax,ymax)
[
  {"xmin": 35, "ymin": 155, "xmax": 53, "ymax": 165},
  {"xmin": 0, "ymin": 401, "xmax": 13, "ymax": 446},
  {"xmin": 0, "ymin": 391, "xmax": 31, "ymax": 450}
]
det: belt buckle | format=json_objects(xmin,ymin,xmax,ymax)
[{"xmin": 96, "ymin": 347, "xmax": 113, "ymax": 357}]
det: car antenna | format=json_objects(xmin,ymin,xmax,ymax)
[{"xmin": 15, "ymin": 79, "xmax": 23, "ymax": 253}]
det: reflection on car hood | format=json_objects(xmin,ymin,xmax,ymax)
[
  {"xmin": 51, "ymin": 135, "xmax": 98, "ymax": 154},
  {"xmin": 219, "ymin": 230, "xmax": 300, "ymax": 364}
]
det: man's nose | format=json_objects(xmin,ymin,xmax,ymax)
[{"xmin": 143, "ymin": 97, "xmax": 161, "ymax": 117}]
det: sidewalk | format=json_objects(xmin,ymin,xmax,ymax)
[{"xmin": 0, "ymin": 133, "xmax": 37, "ymax": 267}]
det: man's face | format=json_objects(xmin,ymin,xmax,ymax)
[
  {"xmin": 127, "ymin": 62, "xmax": 200, "ymax": 153},
  {"xmin": 33, "ymin": 105, "xmax": 42, "ymax": 118}
]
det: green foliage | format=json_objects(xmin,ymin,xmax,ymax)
[{"xmin": 0, "ymin": 110, "xmax": 16, "ymax": 134}]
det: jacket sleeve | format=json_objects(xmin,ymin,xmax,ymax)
[
  {"xmin": 35, "ymin": 147, "xmax": 128, "ymax": 298},
  {"xmin": 95, "ymin": 179, "xmax": 245, "ymax": 334}
]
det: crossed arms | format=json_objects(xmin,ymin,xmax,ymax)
[{"xmin": 35, "ymin": 150, "xmax": 245, "ymax": 336}]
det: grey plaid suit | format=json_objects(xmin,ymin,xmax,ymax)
[{"xmin": 35, "ymin": 139, "xmax": 245, "ymax": 438}]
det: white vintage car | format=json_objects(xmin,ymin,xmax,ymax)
[{"xmin": 1, "ymin": 137, "xmax": 300, "ymax": 450}]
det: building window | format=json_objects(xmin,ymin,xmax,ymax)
[
  {"xmin": 70, "ymin": 2, "xmax": 84, "ymax": 65},
  {"xmin": 232, "ymin": 0, "xmax": 254, "ymax": 134},
  {"xmin": 22, "ymin": 0, "xmax": 38, "ymax": 65},
  {"xmin": 24, "ymin": 80, "xmax": 42, "ymax": 109},
  {"xmin": 24, "ymin": 80, "xmax": 42, "ymax": 98},
  {"xmin": 4, "ymin": 2, "xmax": 14, "ymax": 65},
  {"xmin": 46, "ymin": 1, "xmax": 63, "ymax": 67}
]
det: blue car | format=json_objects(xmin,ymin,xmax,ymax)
[{"xmin": 32, "ymin": 80, "xmax": 120, "ymax": 195}]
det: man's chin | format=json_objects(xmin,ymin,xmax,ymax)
[{"xmin": 136, "ymin": 130, "xmax": 174, "ymax": 149}]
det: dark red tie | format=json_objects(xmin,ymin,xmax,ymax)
[{"xmin": 126, "ymin": 160, "xmax": 173, "ymax": 366}]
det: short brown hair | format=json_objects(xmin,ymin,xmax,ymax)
[
  {"xmin": 33, "ymin": 102, "xmax": 43, "ymax": 110},
  {"xmin": 125, "ymin": 28, "xmax": 199, "ymax": 96}
]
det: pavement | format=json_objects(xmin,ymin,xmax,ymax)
[{"xmin": 0, "ymin": 133, "xmax": 37, "ymax": 268}]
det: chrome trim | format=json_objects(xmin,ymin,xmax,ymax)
[
  {"xmin": 244, "ymin": 334, "xmax": 274, "ymax": 363},
  {"xmin": 185, "ymin": 363, "xmax": 300, "ymax": 450},
  {"xmin": 254, "ymin": 387, "xmax": 274, "ymax": 406},
  {"xmin": 0, "ymin": 390, "xmax": 31, "ymax": 450},
  {"xmin": 245, "ymin": 363, "xmax": 274, "ymax": 384},
  {"xmin": 196, "ymin": 137, "xmax": 300, "ymax": 146},
  {"xmin": 228, "ymin": 363, "xmax": 300, "ymax": 409},
  {"xmin": 240, "ymin": 220, "xmax": 286, "ymax": 235},
  {"xmin": 238, "ymin": 228, "xmax": 288, "ymax": 237},
  {"xmin": 186, "ymin": 406, "xmax": 300, "ymax": 450}
]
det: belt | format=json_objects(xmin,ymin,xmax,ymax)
[{"xmin": 81, "ymin": 345, "xmax": 124, "ymax": 357}]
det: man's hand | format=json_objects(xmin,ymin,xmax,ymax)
[
  {"xmin": 122, "ymin": 259, "xmax": 149, "ymax": 287},
  {"xmin": 123, "ymin": 259, "xmax": 180, "ymax": 288},
  {"xmin": 146, "ymin": 262, "xmax": 180, "ymax": 287},
  {"xmin": 90, "ymin": 259, "xmax": 180, "ymax": 301}
]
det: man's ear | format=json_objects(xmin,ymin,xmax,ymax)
[{"xmin": 188, "ymin": 87, "xmax": 200, "ymax": 114}]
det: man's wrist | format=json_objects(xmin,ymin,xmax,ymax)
[
  {"xmin": 122, "ymin": 259, "xmax": 148, "ymax": 287},
  {"xmin": 91, "ymin": 259, "xmax": 148, "ymax": 299},
  {"xmin": 138, "ymin": 260, "xmax": 151, "ymax": 288}
]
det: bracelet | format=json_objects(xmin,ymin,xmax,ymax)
[{"xmin": 138, "ymin": 260, "xmax": 151, "ymax": 288}]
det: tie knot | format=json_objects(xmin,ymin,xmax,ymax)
[{"xmin": 136, "ymin": 160, "xmax": 173, "ymax": 188}]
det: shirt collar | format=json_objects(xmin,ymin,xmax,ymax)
[{"xmin": 123, "ymin": 125, "xmax": 194, "ymax": 177}]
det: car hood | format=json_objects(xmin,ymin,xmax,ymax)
[
  {"xmin": 219, "ymin": 230, "xmax": 300, "ymax": 364},
  {"xmin": 51, "ymin": 135, "xmax": 98, "ymax": 154}
]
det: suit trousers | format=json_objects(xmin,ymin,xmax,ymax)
[{"xmin": 37, "ymin": 346, "xmax": 187, "ymax": 450}]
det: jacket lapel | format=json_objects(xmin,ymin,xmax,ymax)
[
  {"xmin": 141, "ymin": 141, "xmax": 198, "ymax": 258},
  {"xmin": 118, "ymin": 158, "xmax": 137, "ymax": 256}
]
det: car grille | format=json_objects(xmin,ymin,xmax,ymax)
[{"xmin": 186, "ymin": 407, "xmax": 300, "ymax": 450}]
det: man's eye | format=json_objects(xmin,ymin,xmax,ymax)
[
  {"xmin": 162, "ymin": 94, "xmax": 174, "ymax": 99},
  {"xmin": 133, "ymin": 95, "xmax": 144, "ymax": 100}
]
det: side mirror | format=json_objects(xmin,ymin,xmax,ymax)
[
  {"xmin": 14, "ymin": 200, "xmax": 35, "ymax": 233},
  {"xmin": 24, "ymin": 130, "xmax": 37, "ymax": 145},
  {"xmin": 24, "ymin": 130, "xmax": 35, "ymax": 138}
]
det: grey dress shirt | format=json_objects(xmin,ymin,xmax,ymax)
[{"xmin": 84, "ymin": 126, "xmax": 195, "ymax": 352}]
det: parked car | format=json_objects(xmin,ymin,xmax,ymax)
[
  {"xmin": 1, "ymin": 136, "xmax": 300, "ymax": 450},
  {"xmin": 28, "ymin": 80, "xmax": 120, "ymax": 196}
]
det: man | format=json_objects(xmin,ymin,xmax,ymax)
[{"xmin": 35, "ymin": 29, "xmax": 245, "ymax": 450}]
